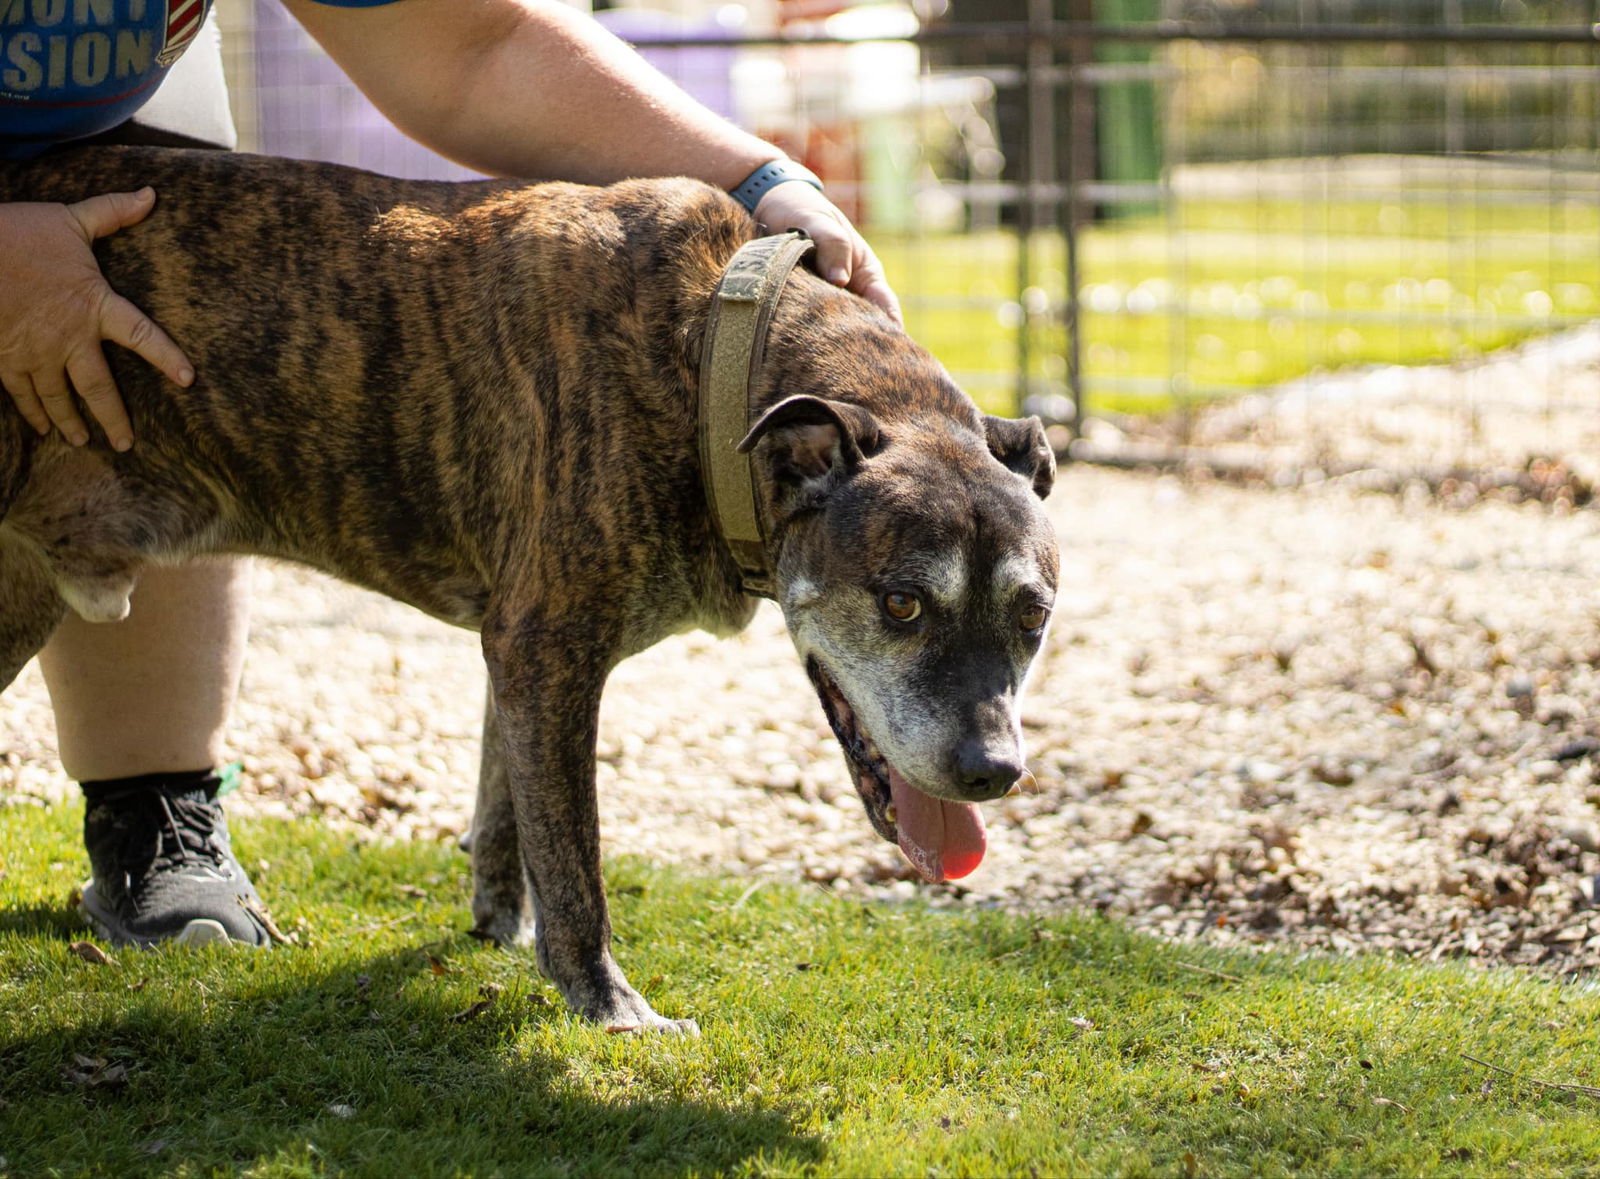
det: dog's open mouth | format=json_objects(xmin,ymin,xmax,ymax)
[{"xmin": 806, "ymin": 658, "xmax": 987, "ymax": 884}]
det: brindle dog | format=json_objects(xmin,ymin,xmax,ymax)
[{"xmin": 0, "ymin": 147, "xmax": 1059, "ymax": 1032}]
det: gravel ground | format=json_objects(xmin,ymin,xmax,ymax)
[
  {"xmin": 1131, "ymin": 324, "xmax": 1600, "ymax": 497},
  {"xmin": 5, "ymin": 336, "xmax": 1600, "ymax": 974}
]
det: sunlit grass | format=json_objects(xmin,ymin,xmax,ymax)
[
  {"xmin": 6, "ymin": 800, "xmax": 1600, "ymax": 1176},
  {"xmin": 879, "ymin": 195, "xmax": 1600, "ymax": 416}
]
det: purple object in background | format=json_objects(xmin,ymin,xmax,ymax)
[
  {"xmin": 248, "ymin": 2, "xmax": 738, "ymax": 180},
  {"xmin": 593, "ymin": 9, "xmax": 738, "ymax": 123},
  {"xmin": 250, "ymin": 0, "xmax": 480, "ymax": 180}
]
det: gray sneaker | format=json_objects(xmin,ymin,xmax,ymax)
[{"xmin": 79, "ymin": 773, "xmax": 273, "ymax": 948}]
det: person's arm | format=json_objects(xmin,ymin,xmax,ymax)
[
  {"xmin": 281, "ymin": 0, "xmax": 900, "ymax": 320},
  {"xmin": 0, "ymin": 190, "xmax": 194, "ymax": 452}
]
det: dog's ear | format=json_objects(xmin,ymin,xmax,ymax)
[
  {"xmin": 983, "ymin": 414, "xmax": 1055, "ymax": 500},
  {"xmin": 739, "ymin": 395, "xmax": 879, "ymax": 498}
]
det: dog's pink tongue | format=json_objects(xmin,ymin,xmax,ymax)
[{"xmin": 887, "ymin": 769, "xmax": 987, "ymax": 883}]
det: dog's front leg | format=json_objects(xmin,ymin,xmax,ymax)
[{"xmin": 482, "ymin": 614, "xmax": 697, "ymax": 1035}]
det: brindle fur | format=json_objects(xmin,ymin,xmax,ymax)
[{"xmin": 0, "ymin": 146, "xmax": 1058, "ymax": 1032}]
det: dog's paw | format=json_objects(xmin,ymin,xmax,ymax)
[
  {"xmin": 468, "ymin": 909, "xmax": 536, "ymax": 948},
  {"xmin": 574, "ymin": 972, "xmax": 698, "ymax": 1036},
  {"xmin": 604, "ymin": 1013, "xmax": 700, "ymax": 1037},
  {"xmin": 599, "ymin": 1007, "xmax": 700, "ymax": 1037}
]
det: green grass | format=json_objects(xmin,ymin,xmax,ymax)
[
  {"xmin": 5, "ymin": 800, "xmax": 1600, "ymax": 1177},
  {"xmin": 880, "ymin": 195, "xmax": 1600, "ymax": 415}
]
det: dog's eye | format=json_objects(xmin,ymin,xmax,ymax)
[
  {"xmin": 1019, "ymin": 604, "xmax": 1048, "ymax": 632},
  {"xmin": 882, "ymin": 591, "xmax": 922, "ymax": 623}
]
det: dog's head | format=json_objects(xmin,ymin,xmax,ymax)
[{"xmin": 739, "ymin": 389, "xmax": 1058, "ymax": 883}]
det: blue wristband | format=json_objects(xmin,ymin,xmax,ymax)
[{"xmin": 730, "ymin": 160, "xmax": 825, "ymax": 213}]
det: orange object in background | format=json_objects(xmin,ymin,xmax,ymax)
[
  {"xmin": 801, "ymin": 123, "xmax": 863, "ymax": 223},
  {"xmin": 769, "ymin": 0, "xmax": 864, "ymax": 223}
]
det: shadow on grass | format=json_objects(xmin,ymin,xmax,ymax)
[
  {"xmin": 0, "ymin": 901, "xmax": 83, "ymax": 939},
  {"xmin": 0, "ymin": 937, "xmax": 820, "ymax": 1177}
]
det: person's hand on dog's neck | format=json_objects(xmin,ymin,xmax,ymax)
[{"xmin": 282, "ymin": 0, "xmax": 902, "ymax": 324}]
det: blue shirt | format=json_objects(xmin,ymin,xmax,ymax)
[{"xmin": 0, "ymin": 0, "xmax": 397, "ymax": 159}]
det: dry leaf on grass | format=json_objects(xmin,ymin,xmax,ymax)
[
  {"xmin": 68, "ymin": 941, "xmax": 112, "ymax": 966},
  {"xmin": 62, "ymin": 1055, "xmax": 129, "ymax": 1089},
  {"xmin": 239, "ymin": 897, "xmax": 296, "ymax": 946},
  {"xmin": 447, "ymin": 983, "xmax": 502, "ymax": 1023}
]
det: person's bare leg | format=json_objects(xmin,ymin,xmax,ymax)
[
  {"xmin": 42, "ymin": 559, "xmax": 272, "ymax": 947},
  {"xmin": 40, "ymin": 559, "xmax": 249, "ymax": 781}
]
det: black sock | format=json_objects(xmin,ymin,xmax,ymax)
[{"xmin": 80, "ymin": 768, "xmax": 220, "ymax": 804}]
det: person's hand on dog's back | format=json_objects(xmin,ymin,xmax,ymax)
[
  {"xmin": 753, "ymin": 181, "xmax": 902, "ymax": 326},
  {"xmin": 0, "ymin": 189, "xmax": 193, "ymax": 453}
]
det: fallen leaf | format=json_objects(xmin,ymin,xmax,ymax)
[
  {"xmin": 62, "ymin": 1056, "xmax": 130, "ymax": 1089},
  {"xmin": 137, "ymin": 1139, "xmax": 170, "ymax": 1156},
  {"xmin": 426, "ymin": 954, "xmax": 456, "ymax": 977},
  {"xmin": 1068, "ymin": 1016, "xmax": 1095, "ymax": 1031},
  {"xmin": 326, "ymin": 1103, "xmax": 355, "ymax": 1119},
  {"xmin": 1373, "ymin": 1096, "xmax": 1412, "ymax": 1114},
  {"xmin": 447, "ymin": 986, "xmax": 500, "ymax": 1024},
  {"xmin": 238, "ymin": 897, "xmax": 295, "ymax": 946},
  {"xmin": 69, "ymin": 941, "xmax": 113, "ymax": 966}
]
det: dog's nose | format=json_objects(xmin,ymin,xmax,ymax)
[{"xmin": 952, "ymin": 738, "xmax": 1023, "ymax": 800}]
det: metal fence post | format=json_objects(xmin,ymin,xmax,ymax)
[{"xmin": 1062, "ymin": 17, "xmax": 1089, "ymax": 430}]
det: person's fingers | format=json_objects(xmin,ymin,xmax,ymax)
[
  {"xmin": 99, "ymin": 287, "xmax": 194, "ymax": 389},
  {"xmin": 65, "ymin": 344, "xmax": 133, "ymax": 452},
  {"xmin": 848, "ymin": 248, "xmax": 904, "ymax": 325},
  {"xmin": 31, "ymin": 366, "xmax": 90, "ymax": 446},
  {"xmin": 749, "ymin": 181, "xmax": 905, "ymax": 319},
  {"xmin": 810, "ymin": 223, "xmax": 854, "ymax": 289},
  {"xmin": 1, "ymin": 371, "xmax": 52, "ymax": 436},
  {"xmin": 66, "ymin": 187, "xmax": 157, "ymax": 243},
  {"xmin": 752, "ymin": 183, "xmax": 852, "ymax": 281}
]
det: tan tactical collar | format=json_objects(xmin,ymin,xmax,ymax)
[{"xmin": 698, "ymin": 231, "xmax": 815, "ymax": 600}]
